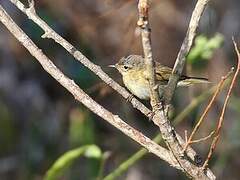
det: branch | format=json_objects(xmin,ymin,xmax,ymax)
[
  {"xmin": 6, "ymin": 0, "xmax": 215, "ymax": 179},
  {"xmin": 138, "ymin": 0, "xmax": 190, "ymax": 176},
  {"xmin": 189, "ymin": 131, "xmax": 215, "ymax": 144},
  {"xmin": 183, "ymin": 69, "xmax": 234, "ymax": 152},
  {"xmin": 137, "ymin": 1, "xmax": 216, "ymax": 179},
  {"xmin": 8, "ymin": 0, "xmax": 152, "ymax": 125},
  {"xmin": 103, "ymin": 81, "xmax": 228, "ymax": 180},
  {"xmin": 174, "ymin": 78, "xmax": 230, "ymax": 124},
  {"xmin": 202, "ymin": 39, "xmax": 240, "ymax": 169},
  {"xmin": 137, "ymin": 0, "xmax": 160, "ymax": 107},
  {"xmin": 137, "ymin": 0, "xmax": 186, "ymax": 174},
  {"xmin": 0, "ymin": 4, "xmax": 178, "ymax": 168},
  {"xmin": 165, "ymin": 0, "xmax": 210, "ymax": 104}
]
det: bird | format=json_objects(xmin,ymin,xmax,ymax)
[{"xmin": 109, "ymin": 55, "xmax": 209, "ymax": 100}]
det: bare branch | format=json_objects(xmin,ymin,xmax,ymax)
[
  {"xmin": 185, "ymin": 130, "xmax": 188, "ymax": 143},
  {"xmin": 165, "ymin": 0, "xmax": 210, "ymax": 104},
  {"xmin": 138, "ymin": 0, "xmax": 193, "ymax": 177},
  {"xmin": 137, "ymin": 0, "xmax": 215, "ymax": 179},
  {"xmin": 8, "ymin": 0, "xmax": 152, "ymax": 122},
  {"xmin": 202, "ymin": 39, "xmax": 240, "ymax": 169},
  {"xmin": 6, "ymin": 0, "xmax": 215, "ymax": 178},
  {"xmin": 8, "ymin": 0, "xmax": 185, "ymax": 160},
  {"xmin": 104, "ymin": 83, "xmax": 226, "ymax": 180},
  {"xmin": 183, "ymin": 69, "xmax": 234, "ymax": 152},
  {"xmin": 190, "ymin": 131, "xmax": 215, "ymax": 144},
  {"xmin": 0, "ymin": 5, "xmax": 178, "ymax": 168},
  {"xmin": 137, "ymin": 0, "xmax": 160, "ymax": 107}
]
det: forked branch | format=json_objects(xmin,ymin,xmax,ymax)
[
  {"xmin": 0, "ymin": 4, "xmax": 178, "ymax": 168},
  {"xmin": 183, "ymin": 69, "xmax": 234, "ymax": 152},
  {"xmin": 202, "ymin": 39, "xmax": 240, "ymax": 169},
  {"xmin": 165, "ymin": 0, "xmax": 210, "ymax": 104},
  {"xmin": 137, "ymin": 0, "xmax": 214, "ymax": 179}
]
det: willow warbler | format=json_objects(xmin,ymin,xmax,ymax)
[{"xmin": 109, "ymin": 55, "xmax": 209, "ymax": 100}]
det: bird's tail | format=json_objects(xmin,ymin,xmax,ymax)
[{"xmin": 177, "ymin": 76, "xmax": 210, "ymax": 87}]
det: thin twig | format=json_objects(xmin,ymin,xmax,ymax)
[
  {"xmin": 165, "ymin": 0, "xmax": 210, "ymax": 104},
  {"xmin": 174, "ymin": 79, "xmax": 230, "ymax": 125},
  {"xmin": 190, "ymin": 131, "xmax": 215, "ymax": 144},
  {"xmin": 0, "ymin": 5, "xmax": 178, "ymax": 168},
  {"xmin": 183, "ymin": 69, "xmax": 234, "ymax": 152},
  {"xmin": 202, "ymin": 39, "xmax": 240, "ymax": 169},
  {"xmin": 185, "ymin": 130, "xmax": 188, "ymax": 143}
]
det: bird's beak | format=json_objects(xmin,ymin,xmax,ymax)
[{"xmin": 108, "ymin": 64, "xmax": 116, "ymax": 68}]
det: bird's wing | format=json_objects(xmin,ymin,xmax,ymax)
[
  {"xmin": 155, "ymin": 62, "xmax": 172, "ymax": 83},
  {"xmin": 155, "ymin": 62, "xmax": 189, "ymax": 81}
]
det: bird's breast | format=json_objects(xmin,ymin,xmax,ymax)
[{"xmin": 122, "ymin": 73, "xmax": 150, "ymax": 100}]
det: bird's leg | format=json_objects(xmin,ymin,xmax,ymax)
[
  {"xmin": 158, "ymin": 85, "xmax": 172, "ymax": 117},
  {"xmin": 126, "ymin": 94, "xmax": 134, "ymax": 102},
  {"xmin": 148, "ymin": 101, "xmax": 167, "ymax": 121},
  {"xmin": 164, "ymin": 104, "xmax": 171, "ymax": 117},
  {"xmin": 147, "ymin": 84, "xmax": 161, "ymax": 121},
  {"xmin": 158, "ymin": 85, "xmax": 166, "ymax": 103},
  {"xmin": 147, "ymin": 111, "xmax": 155, "ymax": 121}
]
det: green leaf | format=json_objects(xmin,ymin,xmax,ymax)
[
  {"xmin": 44, "ymin": 145, "xmax": 102, "ymax": 180},
  {"xmin": 69, "ymin": 107, "xmax": 95, "ymax": 146},
  {"xmin": 187, "ymin": 33, "xmax": 224, "ymax": 65},
  {"xmin": 84, "ymin": 145, "xmax": 102, "ymax": 158}
]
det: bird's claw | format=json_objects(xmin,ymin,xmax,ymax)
[
  {"xmin": 147, "ymin": 111, "xmax": 155, "ymax": 121},
  {"xmin": 126, "ymin": 94, "xmax": 134, "ymax": 102}
]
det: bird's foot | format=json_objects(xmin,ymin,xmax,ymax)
[
  {"xmin": 147, "ymin": 111, "xmax": 155, "ymax": 121},
  {"xmin": 126, "ymin": 94, "xmax": 134, "ymax": 102}
]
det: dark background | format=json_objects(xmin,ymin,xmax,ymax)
[{"xmin": 0, "ymin": 0, "xmax": 240, "ymax": 179}]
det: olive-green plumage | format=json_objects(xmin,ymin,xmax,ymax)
[{"xmin": 110, "ymin": 55, "xmax": 209, "ymax": 100}]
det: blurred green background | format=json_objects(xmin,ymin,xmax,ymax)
[{"xmin": 0, "ymin": 0, "xmax": 240, "ymax": 179}]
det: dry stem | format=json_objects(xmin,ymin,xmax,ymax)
[
  {"xmin": 183, "ymin": 69, "xmax": 234, "ymax": 152},
  {"xmin": 202, "ymin": 40, "xmax": 240, "ymax": 169},
  {"xmin": 165, "ymin": 0, "xmax": 210, "ymax": 104},
  {"xmin": 137, "ymin": 0, "xmax": 214, "ymax": 178}
]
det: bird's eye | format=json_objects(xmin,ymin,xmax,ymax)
[{"xmin": 123, "ymin": 65, "xmax": 128, "ymax": 70}]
